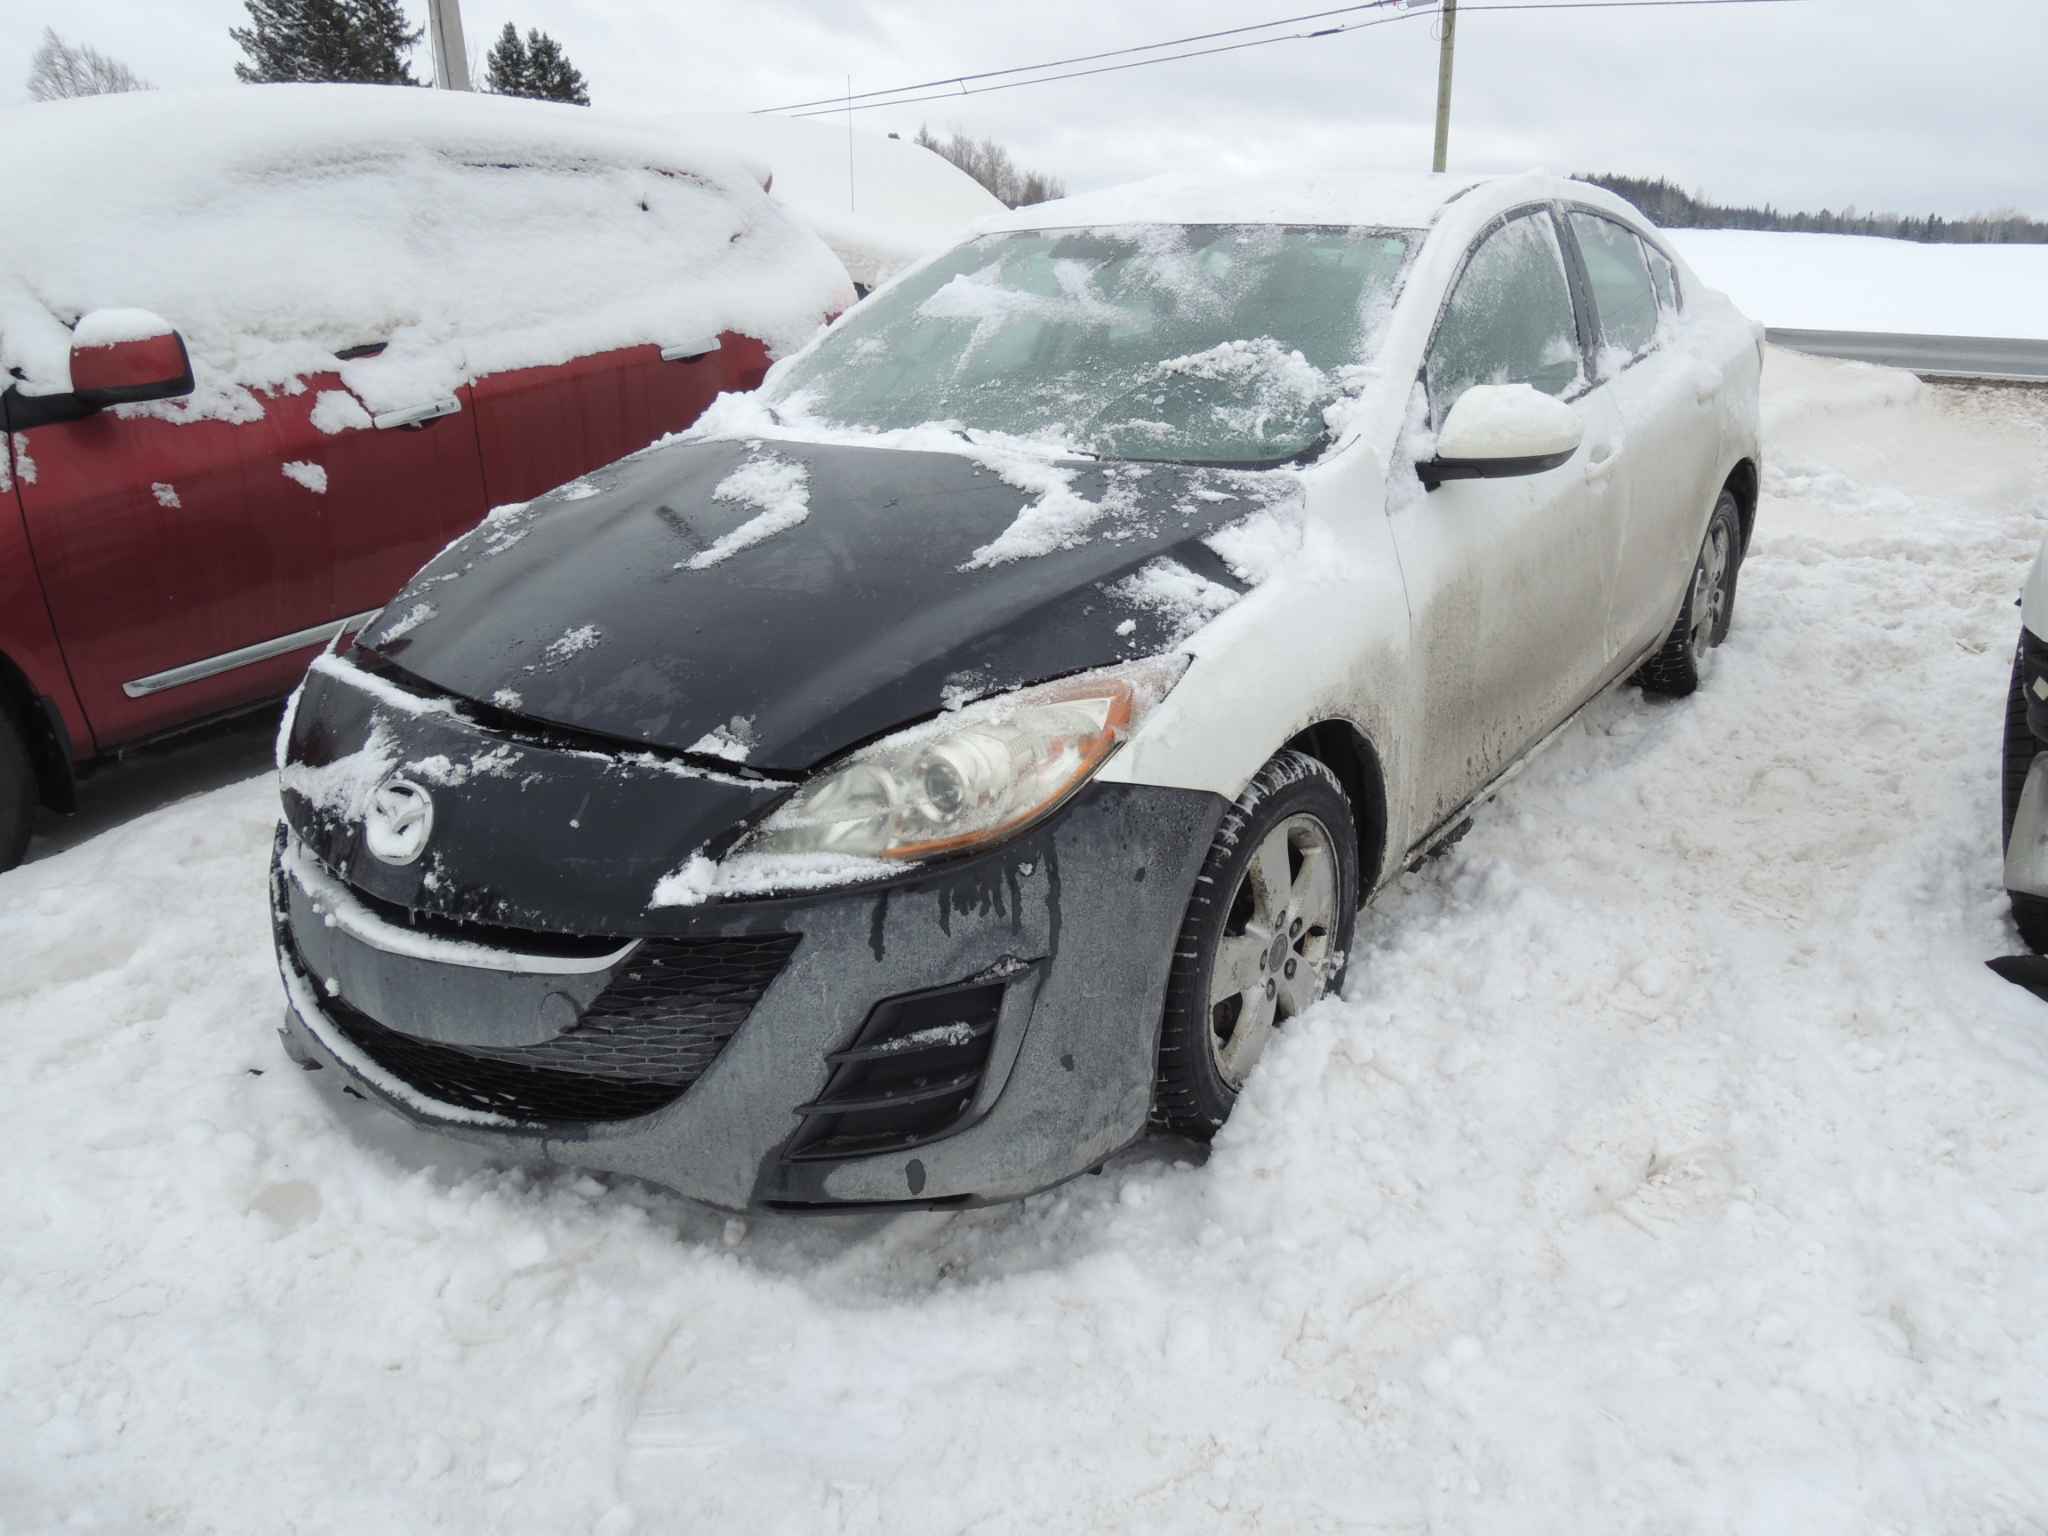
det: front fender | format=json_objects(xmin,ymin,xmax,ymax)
[{"xmin": 2023, "ymin": 536, "xmax": 2048, "ymax": 646}]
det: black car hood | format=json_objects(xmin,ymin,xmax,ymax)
[{"xmin": 360, "ymin": 436, "xmax": 1297, "ymax": 771}]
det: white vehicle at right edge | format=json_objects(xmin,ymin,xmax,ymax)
[{"xmin": 2001, "ymin": 543, "xmax": 2048, "ymax": 949}]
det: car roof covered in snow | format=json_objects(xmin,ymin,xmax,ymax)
[
  {"xmin": 0, "ymin": 84, "xmax": 853, "ymax": 418},
  {"xmin": 655, "ymin": 113, "xmax": 1007, "ymax": 289},
  {"xmin": 983, "ymin": 167, "xmax": 1501, "ymax": 234}
]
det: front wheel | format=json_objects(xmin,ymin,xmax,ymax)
[
  {"xmin": 2000, "ymin": 637, "xmax": 2048, "ymax": 953},
  {"xmin": 1153, "ymin": 751, "xmax": 1360, "ymax": 1137},
  {"xmin": 0, "ymin": 708, "xmax": 34, "ymax": 874},
  {"xmin": 1638, "ymin": 490, "xmax": 1743, "ymax": 699}
]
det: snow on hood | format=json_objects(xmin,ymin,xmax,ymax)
[
  {"xmin": 0, "ymin": 85, "xmax": 854, "ymax": 419},
  {"xmin": 356, "ymin": 432, "xmax": 1301, "ymax": 770},
  {"xmin": 655, "ymin": 112, "xmax": 1007, "ymax": 289}
]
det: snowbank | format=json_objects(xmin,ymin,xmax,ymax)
[
  {"xmin": 1671, "ymin": 228, "xmax": 2048, "ymax": 339},
  {"xmin": 0, "ymin": 86, "xmax": 854, "ymax": 419},
  {"xmin": 659, "ymin": 113, "xmax": 1007, "ymax": 289},
  {"xmin": 6, "ymin": 352, "xmax": 2048, "ymax": 1529}
]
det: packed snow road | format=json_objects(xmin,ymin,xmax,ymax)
[{"xmin": 6, "ymin": 351, "xmax": 2048, "ymax": 1534}]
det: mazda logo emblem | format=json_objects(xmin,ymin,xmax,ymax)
[{"xmin": 365, "ymin": 777, "xmax": 435, "ymax": 866}]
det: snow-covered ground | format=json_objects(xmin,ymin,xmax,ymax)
[
  {"xmin": 7, "ymin": 350, "xmax": 2048, "ymax": 1533},
  {"xmin": 1671, "ymin": 229, "xmax": 2048, "ymax": 339}
]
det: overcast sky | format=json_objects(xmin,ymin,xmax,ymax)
[{"xmin": 5, "ymin": 0, "xmax": 2043, "ymax": 220}]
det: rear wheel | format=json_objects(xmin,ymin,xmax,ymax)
[
  {"xmin": 1154, "ymin": 751, "xmax": 1360, "ymax": 1136},
  {"xmin": 0, "ymin": 708, "xmax": 34, "ymax": 874},
  {"xmin": 1638, "ymin": 490, "xmax": 1743, "ymax": 699},
  {"xmin": 2000, "ymin": 638, "xmax": 2048, "ymax": 953}
]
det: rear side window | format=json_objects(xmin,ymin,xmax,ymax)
[
  {"xmin": 1644, "ymin": 242, "xmax": 1682, "ymax": 318},
  {"xmin": 1569, "ymin": 211, "xmax": 1659, "ymax": 364},
  {"xmin": 1425, "ymin": 210, "xmax": 1584, "ymax": 425}
]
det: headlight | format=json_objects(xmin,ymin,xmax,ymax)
[{"xmin": 739, "ymin": 655, "xmax": 1189, "ymax": 862}]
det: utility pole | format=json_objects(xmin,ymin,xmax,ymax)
[
  {"xmin": 427, "ymin": 0, "xmax": 471, "ymax": 91},
  {"xmin": 1431, "ymin": 0, "xmax": 1457, "ymax": 173}
]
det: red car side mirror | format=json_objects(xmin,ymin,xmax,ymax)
[{"xmin": 70, "ymin": 310, "xmax": 195, "ymax": 409}]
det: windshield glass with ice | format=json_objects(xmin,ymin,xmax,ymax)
[{"xmin": 768, "ymin": 224, "xmax": 1416, "ymax": 465}]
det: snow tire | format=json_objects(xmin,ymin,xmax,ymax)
[
  {"xmin": 0, "ymin": 706, "xmax": 33, "ymax": 875},
  {"xmin": 1999, "ymin": 636, "xmax": 2048, "ymax": 953},
  {"xmin": 1153, "ymin": 750, "xmax": 1360, "ymax": 1138},
  {"xmin": 1638, "ymin": 489, "xmax": 1743, "ymax": 699}
]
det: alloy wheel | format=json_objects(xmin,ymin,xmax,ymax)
[
  {"xmin": 1206, "ymin": 811, "xmax": 1340, "ymax": 1089},
  {"xmin": 1688, "ymin": 519, "xmax": 1735, "ymax": 668}
]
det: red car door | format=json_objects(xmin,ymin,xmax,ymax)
[
  {"xmin": 15, "ymin": 373, "xmax": 490, "ymax": 749},
  {"xmin": 470, "ymin": 332, "xmax": 771, "ymax": 507},
  {"xmin": 263, "ymin": 369, "xmax": 492, "ymax": 624},
  {"xmin": 13, "ymin": 403, "xmax": 332, "ymax": 747}
]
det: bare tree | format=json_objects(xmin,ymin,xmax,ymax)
[
  {"xmin": 914, "ymin": 123, "xmax": 1065, "ymax": 209},
  {"xmin": 27, "ymin": 27, "xmax": 152, "ymax": 101}
]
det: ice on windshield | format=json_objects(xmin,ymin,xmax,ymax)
[{"xmin": 770, "ymin": 224, "xmax": 1415, "ymax": 466}]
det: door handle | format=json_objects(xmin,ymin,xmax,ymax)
[
  {"xmin": 660, "ymin": 337, "xmax": 722, "ymax": 363},
  {"xmin": 372, "ymin": 397, "xmax": 462, "ymax": 431},
  {"xmin": 1586, "ymin": 443, "xmax": 1619, "ymax": 480}
]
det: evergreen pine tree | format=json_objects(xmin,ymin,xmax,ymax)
[
  {"xmin": 482, "ymin": 22, "xmax": 530, "ymax": 96},
  {"xmin": 231, "ymin": 0, "xmax": 421, "ymax": 85},
  {"xmin": 522, "ymin": 30, "xmax": 589, "ymax": 106}
]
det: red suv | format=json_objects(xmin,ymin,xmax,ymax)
[{"xmin": 0, "ymin": 85, "xmax": 852, "ymax": 869}]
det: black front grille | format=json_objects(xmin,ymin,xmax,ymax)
[
  {"xmin": 324, "ymin": 933, "xmax": 799, "ymax": 1123},
  {"xmin": 785, "ymin": 977, "xmax": 1006, "ymax": 1162}
]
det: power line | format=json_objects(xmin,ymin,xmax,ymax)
[
  {"xmin": 779, "ymin": 10, "xmax": 1435, "ymax": 120},
  {"xmin": 755, "ymin": 0, "xmax": 1410, "ymax": 115},
  {"xmin": 766, "ymin": 0, "xmax": 1807, "ymax": 121}
]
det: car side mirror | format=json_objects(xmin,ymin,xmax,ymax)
[
  {"xmin": 1420, "ymin": 384, "xmax": 1582, "ymax": 490},
  {"xmin": 70, "ymin": 310, "xmax": 195, "ymax": 409}
]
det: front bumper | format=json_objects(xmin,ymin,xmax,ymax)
[{"xmin": 273, "ymin": 780, "xmax": 1225, "ymax": 1210}]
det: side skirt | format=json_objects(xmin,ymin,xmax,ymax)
[{"xmin": 1396, "ymin": 630, "xmax": 1668, "ymax": 877}]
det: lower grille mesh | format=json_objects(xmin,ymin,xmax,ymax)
[{"xmin": 325, "ymin": 934, "xmax": 799, "ymax": 1123}]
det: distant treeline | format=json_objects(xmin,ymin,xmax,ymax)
[{"xmin": 1579, "ymin": 172, "xmax": 2048, "ymax": 245}]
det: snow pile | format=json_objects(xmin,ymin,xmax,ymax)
[
  {"xmin": 688, "ymin": 716, "xmax": 756, "ymax": 763},
  {"xmin": 990, "ymin": 166, "xmax": 1489, "ymax": 235},
  {"xmin": 658, "ymin": 112, "xmax": 1007, "ymax": 289},
  {"xmin": 7, "ymin": 351, "xmax": 2048, "ymax": 1529},
  {"xmin": 1670, "ymin": 229, "xmax": 2048, "ymax": 339},
  {"xmin": 279, "ymin": 460, "xmax": 327, "ymax": 495},
  {"xmin": 684, "ymin": 454, "xmax": 812, "ymax": 570},
  {"xmin": 70, "ymin": 306, "xmax": 175, "ymax": 346},
  {"xmin": 651, "ymin": 849, "xmax": 905, "ymax": 908},
  {"xmin": 1436, "ymin": 380, "xmax": 1578, "ymax": 457},
  {"xmin": 1108, "ymin": 557, "xmax": 1242, "ymax": 647},
  {"xmin": 960, "ymin": 457, "xmax": 1140, "ymax": 570},
  {"xmin": 375, "ymin": 603, "xmax": 434, "ymax": 643},
  {"xmin": 539, "ymin": 624, "xmax": 602, "ymax": 664},
  {"xmin": 274, "ymin": 719, "xmax": 396, "ymax": 822},
  {"xmin": 1084, "ymin": 337, "xmax": 1331, "ymax": 460},
  {"xmin": 308, "ymin": 390, "xmax": 370, "ymax": 435},
  {"xmin": 688, "ymin": 392, "xmax": 1166, "ymax": 573},
  {"xmin": 0, "ymin": 86, "xmax": 853, "ymax": 420}
]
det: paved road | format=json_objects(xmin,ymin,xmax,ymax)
[{"xmin": 1768, "ymin": 328, "xmax": 2048, "ymax": 382}]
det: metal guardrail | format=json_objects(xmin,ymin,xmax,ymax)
[{"xmin": 1768, "ymin": 328, "xmax": 2048, "ymax": 382}]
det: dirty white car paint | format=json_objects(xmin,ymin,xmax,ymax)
[{"xmin": 1085, "ymin": 172, "xmax": 1765, "ymax": 881}]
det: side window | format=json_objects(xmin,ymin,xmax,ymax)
[
  {"xmin": 1425, "ymin": 211, "xmax": 1583, "ymax": 426},
  {"xmin": 1644, "ymin": 242, "xmax": 1682, "ymax": 318},
  {"xmin": 1568, "ymin": 211, "xmax": 1659, "ymax": 363}
]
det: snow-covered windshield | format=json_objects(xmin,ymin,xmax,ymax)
[{"xmin": 769, "ymin": 224, "xmax": 1415, "ymax": 465}]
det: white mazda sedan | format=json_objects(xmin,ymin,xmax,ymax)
[{"xmin": 273, "ymin": 169, "xmax": 1763, "ymax": 1210}]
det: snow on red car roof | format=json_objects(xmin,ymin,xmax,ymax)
[{"xmin": 0, "ymin": 84, "xmax": 853, "ymax": 421}]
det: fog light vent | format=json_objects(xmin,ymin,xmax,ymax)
[{"xmin": 784, "ymin": 978, "xmax": 1005, "ymax": 1161}]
